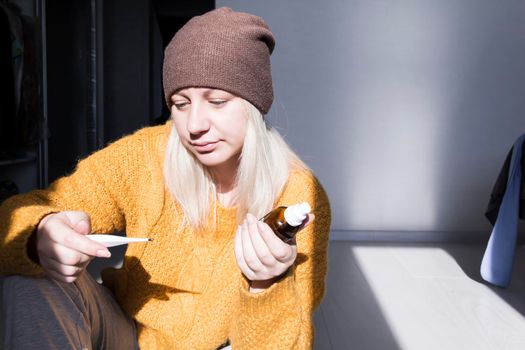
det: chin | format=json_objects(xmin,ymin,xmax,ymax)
[
  {"xmin": 194, "ymin": 153, "xmax": 228, "ymax": 167},
  {"xmin": 194, "ymin": 151, "xmax": 240, "ymax": 170}
]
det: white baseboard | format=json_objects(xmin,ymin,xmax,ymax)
[{"xmin": 329, "ymin": 230, "xmax": 493, "ymax": 244}]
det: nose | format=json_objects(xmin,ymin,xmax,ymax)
[{"xmin": 186, "ymin": 102, "xmax": 210, "ymax": 136}]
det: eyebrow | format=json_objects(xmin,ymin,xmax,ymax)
[
  {"xmin": 173, "ymin": 88, "xmax": 229, "ymax": 100},
  {"xmin": 172, "ymin": 91, "xmax": 190, "ymax": 100}
]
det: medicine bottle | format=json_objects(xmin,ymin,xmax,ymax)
[{"xmin": 261, "ymin": 202, "xmax": 311, "ymax": 243}]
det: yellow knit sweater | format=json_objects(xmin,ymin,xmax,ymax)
[{"xmin": 0, "ymin": 122, "xmax": 331, "ymax": 349}]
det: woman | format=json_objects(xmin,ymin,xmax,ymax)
[{"xmin": 0, "ymin": 7, "xmax": 330, "ymax": 349}]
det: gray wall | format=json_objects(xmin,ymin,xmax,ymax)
[{"xmin": 218, "ymin": 0, "xmax": 525, "ymax": 236}]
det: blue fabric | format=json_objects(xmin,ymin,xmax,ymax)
[{"xmin": 481, "ymin": 133, "xmax": 525, "ymax": 288}]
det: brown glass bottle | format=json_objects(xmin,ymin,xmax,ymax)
[{"xmin": 261, "ymin": 202, "xmax": 311, "ymax": 243}]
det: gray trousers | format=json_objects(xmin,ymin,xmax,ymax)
[{"xmin": 0, "ymin": 272, "xmax": 139, "ymax": 350}]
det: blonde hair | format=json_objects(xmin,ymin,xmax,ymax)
[{"xmin": 163, "ymin": 99, "xmax": 307, "ymax": 229}]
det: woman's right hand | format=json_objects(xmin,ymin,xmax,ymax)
[{"xmin": 34, "ymin": 211, "xmax": 111, "ymax": 283}]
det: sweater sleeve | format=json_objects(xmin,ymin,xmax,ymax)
[
  {"xmin": 230, "ymin": 171, "xmax": 331, "ymax": 349},
  {"xmin": 0, "ymin": 130, "xmax": 150, "ymax": 276}
]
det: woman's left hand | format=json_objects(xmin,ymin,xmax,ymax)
[{"xmin": 234, "ymin": 212, "xmax": 312, "ymax": 293}]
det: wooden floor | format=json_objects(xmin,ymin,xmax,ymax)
[{"xmin": 313, "ymin": 241, "xmax": 525, "ymax": 350}]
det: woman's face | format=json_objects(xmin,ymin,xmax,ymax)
[{"xmin": 171, "ymin": 87, "xmax": 248, "ymax": 172}]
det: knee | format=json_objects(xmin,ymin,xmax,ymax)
[
  {"xmin": 0, "ymin": 274, "xmax": 82, "ymax": 326},
  {"xmin": 0, "ymin": 275, "xmax": 37, "ymax": 323},
  {"xmin": 1, "ymin": 275, "xmax": 41, "ymax": 309},
  {"xmin": 0, "ymin": 274, "xmax": 74, "ymax": 309},
  {"xmin": 1, "ymin": 274, "xmax": 45, "ymax": 295}
]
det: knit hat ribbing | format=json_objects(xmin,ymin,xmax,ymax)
[{"xmin": 162, "ymin": 7, "xmax": 275, "ymax": 114}]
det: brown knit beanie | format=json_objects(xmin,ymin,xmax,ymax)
[{"xmin": 162, "ymin": 7, "xmax": 275, "ymax": 114}]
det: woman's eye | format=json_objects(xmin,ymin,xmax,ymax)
[
  {"xmin": 174, "ymin": 102, "xmax": 189, "ymax": 110},
  {"xmin": 209, "ymin": 100, "xmax": 226, "ymax": 106}
]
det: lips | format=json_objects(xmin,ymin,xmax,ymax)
[{"xmin": 191, "ymin": 141, "xmax": 219, "ymax": 153}]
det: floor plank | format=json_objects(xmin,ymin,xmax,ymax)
[{"xmin": 316, "ymin": 242, "xmax": 525, "ymax": 350}]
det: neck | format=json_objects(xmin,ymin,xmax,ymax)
[
  {"xmin": 210, "ymin": 161, "xmax": 238, "ymax": 207},
  {"xmin": 216, "ymin": 187, "xmax": 237, "ymax": 207}
]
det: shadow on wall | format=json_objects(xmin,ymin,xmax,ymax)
[{"xmin": 432, "ymin": 1, "xmax": 525, "ymax": 233}]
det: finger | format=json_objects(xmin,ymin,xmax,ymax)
[
  {"xmin": 302, "ymin": 213, "xmax": 315, "ymax": 228},
  {"xmin": 294, "ymin": 213, "xmax": 315, "ymax": 234},
  {"xmin": 257, "ymin": 221, "xmax": 295, "ymax": 263},
  {"xmin": 42, "ymin": 257, "xmax": 84, "ymax": 277},
  {"xmin": 39, "ymin": 241, "xmax": 93, "ymax": 266},
  {"xmin": 42, "ymin": 265, "xmax": 79, "ymax": 283},
  {"xmin": 73, "ymin": 218, "xmax": 91, "ymax": 235},
  {"xmin": 77, "ymin": 258, "xmax": 92, "ymax": 270},
  {"xmin": 234, "ymin": 225, "xmax": 256, "ymax": 280},
  {"xmin": 43, "ymin": 219, "xmax": 110, "ymax": 258},
  {"xmin": 246, "ymin": 214, "xmax": 276, "ymax": 267},
  {"xmin": 241, "ymin": 217, "xmax": 266, "ymax": 274},
  {"xmin": 42, "ymin": 261, "xmax": 77, "ymax": 283},
  {"xmin": 63, "ymin": 211, "xmax": 92, "ymax": 235}
]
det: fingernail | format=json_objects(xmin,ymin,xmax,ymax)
[{"xmin": 97, "ymin": 250, "xmax": 111, "ymax": 258}]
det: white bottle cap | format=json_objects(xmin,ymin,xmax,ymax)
[{"xmin": 284, "ymin": 202, "xmax": 311, "ymax": 227}]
